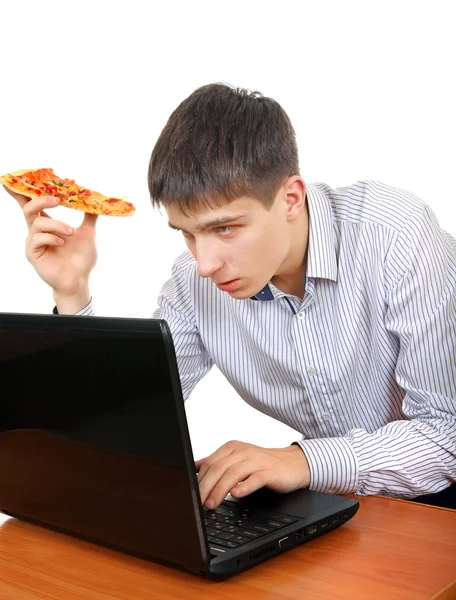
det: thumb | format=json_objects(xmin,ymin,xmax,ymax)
[{"xmin": 81, "ymin": 211, "xmax": 99, "ymax": 229}]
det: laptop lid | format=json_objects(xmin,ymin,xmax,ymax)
[{"xmin": 0, "ymin": 312, "xmax": 210, "ymax": 574}]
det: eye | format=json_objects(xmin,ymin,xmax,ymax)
[{"xmin": 214, "ymin": 225, "xmax": 236, "ymax": 235}]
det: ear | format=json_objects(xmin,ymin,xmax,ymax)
[{"xmin": 283, "ymin": 177, "xmax": 306, "ymax": 222}]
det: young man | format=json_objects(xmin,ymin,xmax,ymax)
[{"xmin": 7, "ymin": 84, "xmax": 456, "ymax": 510}]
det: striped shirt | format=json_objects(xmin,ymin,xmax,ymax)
[{"xmin": 81, "ymin": 180, "xmax": 456, "ymax": 499}]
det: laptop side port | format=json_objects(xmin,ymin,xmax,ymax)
[{"xmin": 307, "ymin": 525, "xmax": 318, "ymax": 535}]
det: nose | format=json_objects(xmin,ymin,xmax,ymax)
[{"xmin": 194, "ymin": 240, "xmax": 223, "ymax": 279}]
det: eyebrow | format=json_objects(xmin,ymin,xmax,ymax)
[{"xmin": 168, "ymin": 213, "xmax": 248, "ymax": 233}]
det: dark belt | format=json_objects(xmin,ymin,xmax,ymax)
[{"xmin": 409, "ymin": 483, "xmax": 456, "ymax": 510}]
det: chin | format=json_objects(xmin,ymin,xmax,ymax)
[
  {"xmin": 229, "ymin": 283, "xmax": 263, "ymax": 300},
  {"xmin": 229, "ymin": 290, "xmax": 252, "ymax": 300}
]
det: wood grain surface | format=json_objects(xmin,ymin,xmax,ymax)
[{"xmin": 0, "ymin": 495, "xmax": 454, "ymax": 600}]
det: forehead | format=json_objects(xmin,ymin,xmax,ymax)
[{"xmin": 166, "ymin": 196, "xmax": 267, "ymax": 230}]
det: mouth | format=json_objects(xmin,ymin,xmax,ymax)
[{"xmin": 215, "ymin": 279, "xmax": 241, "ymax": 292}]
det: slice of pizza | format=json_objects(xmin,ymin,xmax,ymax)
[{"xmin": 0, "ymin": 168, "xmax": 135, "ymax": 216}]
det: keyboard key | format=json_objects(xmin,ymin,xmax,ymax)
[
  {"xmin": 221, "ymin": 501, "xmax": 251, "ymax": 512},
  {"xmin": 250, "ymin": 524, "xmax": 273, "ymax": 534},
  {"xmin": 224, "ymin": 525, "xmax": 238, "ymax": 534},
  {"xmin": 222, "ymin": 532, "xmax": 250, "ymax": 544},
  {"xmin": 219, "ymin": 516, "xmax": 238, "ymax": 525},
  {"xmin": 231, "ymin": 535, "xmax": 249, "ymax": 544},
  {"xmin": 216, "ymin": 508, "xmax": 236, "ymax": 517},
  {"xmin": 219, "ymin": 505, "xmax": 250, "ymax": 518},
  {"xmin": 241, "ymin": 518, "xmax": 266, "ymax": 528},
  {"xmin": 204, "ymin": 519, "xmax": 227, "ymax": 530},
  {"xmin": 209, "ymin": 537, "xmax": 239, "ymax": 549},
  {"xmin": 242, "ymin": 529, "xmax": 261, "ymax": 539},
  {"xmin": 209, "ymin": 513, "xmax": 235, "ymax": 523},
  {"xmin": 269, "ymin": 513, "xmax": 298, "ymax": 525},
  {"xmin": 233, "ymin": 525, "xmax": 251, "ymax": 535},
  {"xmin": 260, "ymin": 519, "xmax": 285, "ymax": 530}
]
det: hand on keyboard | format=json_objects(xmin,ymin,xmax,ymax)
[{"xmin": 195, "ymin": 441, "xmax": 310, "ymax": 510}]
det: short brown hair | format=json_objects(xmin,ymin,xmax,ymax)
[{"xmin": 148, "ymin": 83, "xmax": 300, "ymax": 216}]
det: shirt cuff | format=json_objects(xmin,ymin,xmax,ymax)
[
  {"xmin": 296, "ymin": 436, "xmax": 359, "ymax": 494},
  {"xmin": 53, "ymin": 298, "xmax": 96, "ymax": 316}
]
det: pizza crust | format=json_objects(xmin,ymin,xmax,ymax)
[
  {"xmin": 0, "ymin": 173, "xmax": 41, "ymax": 196},
  {"xmin": 8, "ymin": 169, "xmax": 40, "ymax": 177}
]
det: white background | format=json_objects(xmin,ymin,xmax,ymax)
[{"xmin": 0, "ymin": 0, "xmax": 455, "ymax": 461}]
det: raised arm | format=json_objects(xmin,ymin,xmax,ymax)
[{"xmin": 4, "ymin": 188, "xmax": 98, "ymax": 314}]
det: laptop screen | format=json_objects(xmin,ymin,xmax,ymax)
[{"xmin": 0, "ymin": 319, "xmax": 185, "ymax": 464}]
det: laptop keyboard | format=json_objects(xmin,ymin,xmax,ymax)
[{"xmin": 204, "ymin": 500, "xmax": 298, "ymax": 550}]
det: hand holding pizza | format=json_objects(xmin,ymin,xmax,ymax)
[
  {"xmin": 2, "ymin": 168, "xmax": 136, "ymax": 313},
  {"xmin": 6, "ymin": 189, "xmax": 98, "ymax": 313}
]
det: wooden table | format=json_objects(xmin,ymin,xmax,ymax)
[{"xmin": 0, "ymin": 495, "xmax": 454, "ymax": 600}]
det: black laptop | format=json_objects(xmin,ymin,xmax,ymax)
[{"xmin": 0, "ymin": 312, "xmax": 358, "ymax": 579}]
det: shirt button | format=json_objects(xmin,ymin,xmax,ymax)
[
  {"xmin": 321, "ymin": 412, "xmax": 330, "ymax": 421},
  {"xmin": 307, "ymin": 366, "xmax": 316, "ymax": 376},
  {"xmin": 297, "ymin": 311, "xmax": 306, "ymax": 319}
]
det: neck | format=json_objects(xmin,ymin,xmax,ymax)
[{"xmin": 270, "ymin": 201, "xmax": 309, "ymax": 299}]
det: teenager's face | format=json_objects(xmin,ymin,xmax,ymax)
[{"xmin": 166, "ymin": 180, "xmax": 305, "ymax": 299}]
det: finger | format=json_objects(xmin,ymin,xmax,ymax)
[
  {"xmin": 196, "ymin": 440, "xmax": 246, "ymax": 475},
  {"xmin": 2, "ymin": 185, "xmax": 52, "ymax": 218},
  {"xmin": 195, "ymin": 443, "xmax": 237, "ymax": 477},
  {"xmin": 229, "ymin": 472, "xmax": 267, "ymax": 498},
  {"xmin": 198, "ymin": 451, "xmax": 252, "ymax": 507},
  {"xmin": 204, "ymin": 461, "xmax": 262, "ymax": 509},
  {"xmin": 23, "ymin": 196, "xmax": 60, "ymax": 228},
  {"xmin": 26, "ymin": 232, "xmax": 65, "ymax": 259},
  {"xmin": 81, "ymin": 211, "xmax": 98, "ymax": 229},
  {"xmin": 197, "ymin": 450, "xmax": 232, "ymax": 483},
  {"xmin": 195, "ymin": 458, "xmax": 206, "ymax": 472},
  {"xmin": 30, "ymin": 215, "xmax": 75, "ymax": 237},
  {"xmin": 197, "ymin": 458, "xmax": 223, "ymax": 501}
]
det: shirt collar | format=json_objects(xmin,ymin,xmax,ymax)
[
  {"xmin": 305, "ymin": 183, "xmax": 338, "ymax": 282},
  {"xmin": 252, "ymin": 183, "xmax": 338, "ymax": 301}
]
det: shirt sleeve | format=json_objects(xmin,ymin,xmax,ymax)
[
  {"xmin": 76, "ymin": 300, "xmax": 96, "ymax": 316},
  {"xmin": 53, "ymin": 299, "xmax": 96, "ymax": 316},
  {"xmin": 298, "ymin": 203, "xmax": 456, "ymax": 498},
  {"xmin": 153, "ymin": 255, "xmax": 214, "ymax": 401}
]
